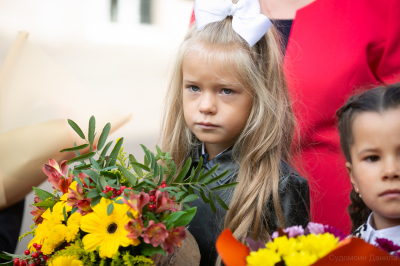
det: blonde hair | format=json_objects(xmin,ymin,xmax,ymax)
[{"xmin": 161, "ymin": 11, "xmax": 295, "ymax": 265}]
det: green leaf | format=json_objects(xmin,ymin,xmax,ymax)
[
  {"xmin": 188, "ymin": 186, "xmax": 194, "ymax": 195},
  {"xmin": 199, "ymin": 187, "xmax": 209, "ymax": 203},
  {"xmin": 194, "ymin": 156, "xmax": 203, "ymax": 178},
  {"xmin": 32, "ymin": 200, "xmax": 57, "ymax": 209},
  {"xmin": 71, "ymin": 207, "xmax": 78, "ymax": 214},
  {"xmin": 155, "ymin": 145, "xmax": 164, "ymax": 156},
  {"xmin": 84, "ymin": 177, "xmax": 91, "ymax": 188},
  {"xmin": 88, "ymin": 116, "xmax": 96, "ymax": 151},
  {"xmin": 87, "ymin": 188, "xmax": 99, "ymax": 198},
  {"xmin": 174, "ymin": 207, "xmax": 197, "ymax": 227},
  {"xmin": 73, "ymin": 141, "xmax": 83, "ymax": 162},
  {"xmin": 214, "ymin": 193, "xmax": 229, "ymax": 210},
  {"xmin": 117, "ymin": 165, "xmax": 138, "ymax": 186},
  {"xmin": 66, "ymin": 152, "xmax": 96, "ymax": 165},
  {"xmin": 209, "ymin": 192, "xmax": 216, "ymax": 213},
  {"xmin": 181, "ymin": 194, "xmax": 199, "ymax": 203},
  {"xmin": 109, "ymin": 138, "xmax": 124, "ymax": 166},
  {"xmin": 174, "ymin": 191, "xmax": 186, "ymax": 201},
  {"xmin": 140, "ymin": 144, "xmax": 151, "ymax": 166},
  {"xmin": 74, "ymin": 164, "xmax": 91, "ymax": 170},
  {"xmin": 173, "ymin": 158, "xmax": 192, "ymax": 184},
  {"xmin": 74, "ymin": 176, "xmax": 84, "ymax": 189},
  {"xmin": 99, "ymin": 175, "xmax": 108, "ymax": 190},
  {"xmin": 68, "ymin": 119, "xmax": 85, "ymax": 139},
  {"xmin": 32, "ymin": 187, "xmax": 55, "ymax": 201},
  {"xmin": 89, "ymin": 158, "xmax": 101, "ymax": 171},
  {"xmin": 91, "ymin": 196, "xmax": 101, "ymax": 207},
  {"xmin": 107, "ymin": 203, "xmax": 114, "ymax": 215},
  {"xmin": 182, "ymin": 203, "xmax": 190, "ymax": 210},
  {"xmin": 63, "ymin": 206, "xmax": 68, "ymax": 223},
  {"xmin": 171, "ymin": 161, "xmax": 177, "ymax": 177},
  {"xmin": 82, "ymin": 169, "xmax": 100, "ymax": 184},
  {"xmin": 60, "ymin": 144, "xmax": 89, "ymax": 153},
  {"xmin": 211, "ymin": 182, "xmax": 239, "ymax": 192},
  {"xmin": 205, "ymin": 170, "xmax": 230, "ymax": 185},
  {"xmin": 140, "ymin": 244, "xmax": 165, "ymax": 257},
  {"xmin": 130, "ymin": 162, "xmax": 150, "ymax": 172},
  {"xmin": 129, "ymin": 154, "xmax": 143, "ymax": 178},
  {"xmin": 165, "ymin": 211, "xmax": 185, "ymax": 230},
  {"xmin": 157, "ymin": 165, "xmax": 164, "ymax": 186},
  {"xmin": 100, "ymin": 141, "xmax": 113, "ymax": 158},
  {"xmin": 197, "ymin": 163, "xmax": 219, "ymax": 183},
  {"xmin": 165, "ymin": 175, "xmax": 173, "ymax": 186},
  {"xmin": 97, "ymin": 122, "xmax": 111, "ymax": 150},
  {"xmin": 143, "ymin": 179, "xmax": 158, "ymax": 188}
]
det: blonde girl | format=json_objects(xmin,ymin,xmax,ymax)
[{"xmin": 160, "ymin": 0, "xmax": 310, "ymax": 264}]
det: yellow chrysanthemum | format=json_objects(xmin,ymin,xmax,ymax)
[
  {"xmin": 66, "ymin": 224, "xmax": 80, "ymax": 242},
  {"xmin": 49, "ymin": 255, "xmax": 83, "ymax": 266},
  {"xmin": 266, "ymin": 236, "xmax": 298, "ymax": 256},
  {"xmin": 28, "ymin": 219, "xmax": 53, "ymax": 251},
  {"xmin": 47, "ymin": 224, "xmax": 67, "ymax": 246},
  {"xmin": 42, "ymin": 201, "xmax": 69, "ymax": 224},
  {"xmin": 246, "ymin": 248, "xmax": 281, "ymax": 266},
  {"xmin": 42, "ymin": 240, "xmax": 55, "ymax": 255},
  {"xmin": 297, "ymin": 233, "xmax": 338, "ymax": 258},
  {"xmin": 81, "ymin": 197, "xmax": 134, "ymax": 258},
  {"xmin": 283, "ymin": 251, "xmax": 319, "ymax": 266},
  {"xmin": 67, "ymin": 212, "xmax": 82, "ymax": 226}
]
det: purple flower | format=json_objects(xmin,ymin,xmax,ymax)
[
  {"xmin": 324, "ymin": 225, "xmax": 346, "ymax": 241},
  {"xmin": 271, "ymin": 231, "xmax": 279, "ymax": 239},
  {"xmin": 375, "ymin": 238, "xmax": 400, "ymax": 253},
  {"xmin": 306, "ymin": 222, "xmax": 325, "ymax": 234},
  {"xmin": 283, "ymin": 225, "xmax": 304, "ymax": 238}
]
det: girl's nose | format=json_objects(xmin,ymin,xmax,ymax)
[
  {"xmin": 199, "ymin": 93, "xmax": 217, "ymax": 115},
  {"xmin": 382, "ymin": 158, "xmax": 400, "ymax": 180}
]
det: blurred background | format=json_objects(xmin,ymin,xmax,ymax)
[{"xmin": 0, "ymin": 0, "xmax": 193, "ymax": 253}]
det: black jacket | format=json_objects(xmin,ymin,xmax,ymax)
[{"xmin": 187, "ymin": 146, "xmax": 310, "ymax": 266}]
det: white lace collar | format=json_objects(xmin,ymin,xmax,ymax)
[{"xmin": 364, "ymin": 213, "xmax": 400, "ymax": 246}]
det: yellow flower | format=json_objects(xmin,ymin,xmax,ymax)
[
  {"xmin": 81, "ymin": 198, "xmax": 133, "ymax": 258},
  {"xmin": 266, "ymin": 236, "xmax": 298, "ymax": 256},
  {"xmin": 66, "ymin": 224, "xmax": 80, "ymax": 242},
  {"xmin": 47, "ymin": 224, "xmax": 67, "ymax": 246},
  {"xmin": 283, "ymin": 251, "xmax": 318, "ymax": 266},
  {"xmin": 297, "ymin": 233, "xmax": 338, "ymax": 258},
  {"xmin": 42, "ymin": 240, "xmax": 55, "ymax": 255},
  {"xmin": 42, "ymin": 201, "xmax": 70, "ymax": 224},
  {"xmin": 246, "ymin": 248, "xmax": 281, "ymax": 266},
  {"xmin": 28, "ymin": 219, "xmax": 52, "ymax": 251},
  {"xmin": 68, "ymin": 212, "xmax": 82, "ymax": 226},
  {"xmin": 49, "ymin": 255, "xmax": 83, "ymax": 266}
]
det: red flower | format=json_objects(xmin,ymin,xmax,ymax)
[
  {"xmin": 163, "ymin": 226, "xmax": 187, "ymax": 254},
  {"xmin": 30, "ymin": 197, "xmax": 45, "ymax": 224},
  {"xmin": 141, "ymin": 220, "xmax": 169, "ymax": 247},
  {"xmin": 42, "ymin": 159, "xmax": 72, "ymax": 194},
  {"xmin": 67, "ymin": 183, "xmax": 92, "ymax": 215},
  {"xmin": 155, "ymin": 190, "xmax": 177, "ymax": 214},
  {"xmin": 122, "ymin": 190, "xmax": 149, "ymax": 216},
  {"xmin": 125, "ymin": 217, "xmax": 145, "ymax": 242}
]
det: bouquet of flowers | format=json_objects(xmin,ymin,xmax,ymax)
[
  {"xmin": 216, "ymin": 223, "xmax": 400, "ymax": 266},
  {"xmin": 1, "ymin": 117, "xmax": 235, "ymax": 266}
]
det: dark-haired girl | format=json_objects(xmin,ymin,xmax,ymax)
[{"xmin": 336, "ymin": 83, "xmax": 400, "ymax": 246}]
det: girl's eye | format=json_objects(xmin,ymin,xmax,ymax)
[
  {"xmin": 366, "ymin": 156, "xmax": 380, "ymax": 162},
  {"xmin": 189, "ymin": 85, "xmax": 200, "ymax": 92},
  {"xmin": 221, "ymin": 89, "xmax": 233, "ymax": 95}
]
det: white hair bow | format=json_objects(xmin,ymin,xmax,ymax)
[{"xmin": 194, "ymin": 0, "xmax": 272, "ymax": 47}]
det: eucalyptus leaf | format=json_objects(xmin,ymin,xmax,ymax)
[
  {"xmin": 197, "ymin": 164, "xmax": 219, "ymax": 183},
  {"xmin": 130, "ymin": 162, "xmax": 150, "ymax": 172},
  {"xmin": 107, "ymin": 203, "xmax": 114, "ymax": 215},
  {"xmin": 88, "ymin": 116, "xmax": 95, "ymax": 151},
  {"xmin": 165, "ymin": 175, "xmax": 173, "ymax": 186},
  {"xmin": 117, "ymin": 165, "xmax": 137, "ymax": 186},
  {"xmin": 214, "ymin": 193, "xmax": 229, "ymax": 210},
  {"xmin": 74, "ymin": 164, "xmax": 92, "ymax": 170},
  {"xmin": 100, "ymin": 141, "xmax": 113, "ymax": 158},
  {"xmin": 157, "ymin": 165, "xmax": 164, "ymax": 186},
  {"xmin": 129, "ymin": 154, "xmax": 143, "ymax": 178},
  {"xmin": 66, "ymin": 152, "xmax": 96, "ymax": 165},
  {"xmin": 109, "ymin": 138, "xmax": 123, "ymax": 166},
  {"xmin": 173, "ymin": 158, "xmax": 192, "ymax": 184},
  {"xmin": 60, "ymin": 144, "xmax": 89, "ymax": 153},
  {"xmin": 205, "ymin": 170, "xmax": 230, "ymax": 185},
  {"xmin": 97, "ymin": 122, "xmax": 111, "ymax": 150},
  {"xmin": 199, "ymin": 187, "xmax": 209, "ymax": 203},
  {"xmin": 89, "ymin": 158, "xmax": 101, "ymax": 171},
  {"xmin": 209, "ymin": 192, "xmax": 217, "ymax": 213},
  {"xmin": 68, "ymin": 119, "xmax": 85, "ymax": 139}
]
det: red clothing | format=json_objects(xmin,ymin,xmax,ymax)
[
  {"xmin": 189, "ymin": 0, "xmax": 400, "ymax": 233},
  {"xmin": 285, "ymin": 0, "xmax": 400, "ymax": 233}
]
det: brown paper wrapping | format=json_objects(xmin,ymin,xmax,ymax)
[{"xmin": 0, "ymin": 32, "xmax": 132, "ymax": 209}]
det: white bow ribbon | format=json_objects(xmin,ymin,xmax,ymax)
[{"xmin": 194, "ymin": 0, "xmax": 272, "ymax": 47}]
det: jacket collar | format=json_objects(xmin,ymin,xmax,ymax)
[{"xmin": 191, "ymin": 144, "xmax": 239, "ymax": 185}]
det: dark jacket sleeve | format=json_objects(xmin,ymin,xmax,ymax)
[{"xmin": 267, "ymin": 162, "xmax": 310, "ymax": 232}]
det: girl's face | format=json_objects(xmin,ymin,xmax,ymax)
[
  {"xmin": 182, "ymin": 50, "xmax": 253, "ymax": 153},
  {"xmin": 346, "ymin": 108, "xmax": 400, "ymax": 229}
]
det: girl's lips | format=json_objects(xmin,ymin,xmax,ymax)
[
  {"xmin": 196, "ymin": 122, "xmax": 219, "ymax": 129},
  {"xmin": 379, "ymin": 189, "xmax": 400, "ymax": 199}
]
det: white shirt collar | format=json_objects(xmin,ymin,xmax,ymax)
[
  {"xmin": 201, "ymin": 143, "xmax": 231, "ymax": 159},
  {"xmin": 364, "ymin": 213, "xmax": 400, "ymax": 246}
]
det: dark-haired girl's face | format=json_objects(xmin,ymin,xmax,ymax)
[{"xmin": 346, "ymin": 108, "xmax": 400, "ymax": 230}]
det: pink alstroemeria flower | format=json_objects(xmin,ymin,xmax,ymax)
[
  {"xmin": 30, "ymin": 196, "xmax": 45, "ymax": 225},
  {"xmin": 163, "ymin": 226, "xmax": 187, "ymax": 254},
  {"xmin": 42, "ymin": 159, "xmax": 72, "ymax": 194},
  {"xmin": 78, "ymin": 173, "xmax": 95, "ymax": 189},
  {"xmin": 125, "ymin": 217, "xmax": 145, "ymax": 241},
  {"xmin": 67, "ymin": 184, "xmax": 92, "ymax": 215},
  {"xmin": 122, "ymin": 190, "xmax": 149, "ymax": 215},
  {"xmin": 141, "ymin": 220, "xmax": 169, "ymax": 247},
  {"xmin": 155, "ymin": 190, "xmax": 177, "ymax": 214}
]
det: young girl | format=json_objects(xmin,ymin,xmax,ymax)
[
  {"xmin": 160, "ymin": 0, "xmax": 310, "ymax": 265},
  {"xmin": 337, "ymin": 83, "xmax": 400, "ymax": 247}
]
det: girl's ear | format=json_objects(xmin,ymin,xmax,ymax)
[{"xmin": 346, "ymin": 162, "xmax": 359, "ymax": 192}]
